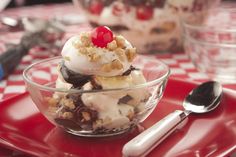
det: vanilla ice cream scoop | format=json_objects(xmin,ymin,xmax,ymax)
[{"xmin": 61, "ymin": 26, "xmax": 137, "ymax": 77}]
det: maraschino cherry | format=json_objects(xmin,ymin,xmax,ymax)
[
  {"xmin": 89, "ymin": 0, "xmax": 104, "ymax": 15},
  {"xmin": 91, "ymin": 26, "xmax": 113, "ymax": 48},
  {"xmin": 136, "ymin": 5, "xmax": 154, "ymax": 20}
]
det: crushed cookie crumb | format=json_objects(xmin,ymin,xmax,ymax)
[
  {"xmin": 46, "ymin": 97, "xmax": 59, "ymax": 106},
  {"xmin": 127, "ymin": 110, "xmax": 134, "ymax": 120},
  {"xmin": 103, "ymin": 117, "xmax": 112, "ymax": 124},
  {"xmin": 126, "ymin": 48, "xmax": 137, "ymax": 62},
  {"xmin": 88, "ymin": 53, "xmax": 101, "ymax": 62},
  {"xmin": 60, "ymin": 98, "xmax": 75, "ymax": 110},
  {"xmin": 101, "ymin": 63, "xmax": 111, "ymax": 72},
  {"xmin": 112, "ymin": 59, "xmax": 123, "ymax": 69},
  {"xmin": 62, "ymin": 112, "xmax": 73, "ymax": 119},
  {"xmin": 101, "ymin": 59, "xmax": 123, "ymax": 72},
  {"xmin": 80, "ymin": 33, "xmax": 91, "ymax": 47},
  {"xmin": 115, "ymin": 35, "xmax": 126, "ymax": 48},
  {"xmin": 72, "ymin": 40, "xmax": 82, "ymax": 49},
  {"xmin": 82, "ymin": 112, "xmax": 91, "ymax": 121},
  {"xmin": 93, "ymin": 119, "xmax": 103, "ymax": 128},
  {"xmin": 107, "ymin": 40, "xmax": 118, "ymax": 50},
  {"xmin": 115, "ymin": 48, "xmax": 126, "ymax": 61},
  {"xmin": 78, "ymin": 47, "xmax": 87, "ymax": 54},
  {"xmin": 87, "ymin": 47, "xmax": 96, "ymax": 54}
]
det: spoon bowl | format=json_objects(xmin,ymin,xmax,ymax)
[{"xmin": 183, "ymin": 81, "xmax": 222, "ymax": 114}]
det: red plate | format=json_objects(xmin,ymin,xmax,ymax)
[{"xmin": 0, "ymin": 78, "xmax": 236, "ymax": 157}]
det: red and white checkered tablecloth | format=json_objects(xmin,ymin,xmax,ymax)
[
  {"xmin": 0, "ymin": 2, "xmax": 236, "ymax": 156},
  {"xmin": 0, "ymin": 3, "xmax": 214, "ymax": 102}
]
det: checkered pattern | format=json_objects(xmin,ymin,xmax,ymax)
[
  {"xmin": 0, "ymin": 3, "xmax": 212, "ymax": 102},
  {"xmin": 2, "ymin": 2, "xmax": 236, "ymax": 157}
]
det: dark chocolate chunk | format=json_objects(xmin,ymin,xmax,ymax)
[
  {"xmin": 90, "ymin": 78, "xmax": 102, "ymax": 90},
  {"xmin": 75, "ymin": 107, "xmax": 98, "ymax": 125},
  {"xmin": 60, "ymin": 61, "xmax": 92, "ymax": 88},
  {"xmin": 118, "ymin": 95, "xmax": 133, "ymax": 104}
]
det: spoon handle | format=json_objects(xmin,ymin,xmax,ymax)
[{"xmin": 122, "ymin": 110, "xmax": 188, "ymax": 157}]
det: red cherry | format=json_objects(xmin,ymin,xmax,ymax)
[
  {"xmin": 91, "ymin": 26, "xmax": 114, "ymax": 48},
  {"xmin": 136, "ymin": 5, "xmax": 154, "ymax": 20},
  {"xmin": 89, "ymin": 0, "xmax": 103, "ymax": 15}
]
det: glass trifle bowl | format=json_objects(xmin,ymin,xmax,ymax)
[
  {"xmin": 23, "ymin": 56, "xmax": 170, "ymax": 137},
  {"xmin": 73, "ymin": 0, "xmax": 220, "ymax": 53}
]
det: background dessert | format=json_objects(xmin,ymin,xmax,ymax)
[{"xmin": 74, "ymin": 0, "xmax": 220, "ymax": 53}]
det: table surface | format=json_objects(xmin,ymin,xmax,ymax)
[{"xmin": 0, "ymin": 2, "xmax": 236, "ymax": 157}]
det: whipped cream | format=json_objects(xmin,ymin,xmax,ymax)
[{"xmin": 61, "ymin": 34, "xmax": 134, "ymax": 76}]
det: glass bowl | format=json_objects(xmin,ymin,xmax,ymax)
[
  {"xmin": 183, "ymin": 7, "xmax": 236, "ymax": 84},
  {"xmin": 73, "ymin": 0, "xmax": 220, "ymax": 53},
  {"xmin": 23, "ymin": 56, "xmax": 170, "ymax": 137}
]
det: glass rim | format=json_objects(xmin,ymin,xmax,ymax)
[
  {"xmin": 23, "ymin": 56, "xmax": 170, "ymax": 94},
  {"xmin": 184, "ymin": 34, "xmax": 236, "ymax": 48},
  {"xmin": 182, "ymin": 21, "xmax": 236, "ymax": 33},
  {"xmin": 182, "ymin": 6, "xmax": 236, "ymax": 33}
]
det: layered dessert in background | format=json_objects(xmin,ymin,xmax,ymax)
[
  {"xmin": 78, "ymin": 0, "xmax": 217, "ymax": 53},
  {"xmin": 46, "ymin": 26, "xmax": 150, "ymax": 133}
]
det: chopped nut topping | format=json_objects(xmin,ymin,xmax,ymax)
[
  {"xmin": 93, "ymin": 119, "xmax": 103, "ymax": 128},
  {"xmin": 62, "ymin": 112, "xmax": 73, "ymax": 119},
  {"xmin": 80, "ymin": 32, "xmax": 91, "ymax": 47},
  {"xmin": 82, "ymin": 112, "xmax": 91, "ymax": 121},
  {"xmin": 87, "ymin": 47, "xmax": 96, "ymax": 54},
  {"xmin": 101, "ymin": 63, "xmax": 111, "ymax": 72},
  {"xmin": 89, "ymin": 53, "xmax": 101, "ymax": 62},
  {"xmin": 127, "ymin": 110, "xmax": 134, "ymax": 120},
  {"xmin": 126, "ymin": 48, "xmax": 137, "ymax": 62},
  {"xmin": 115, "ymin": 48, "xmax": 126, "ymax": 61},
  {"xmin": 72, "ymin": 39, "xmax": 83, "ymax": 48},
  {"xmin": 46, "ymin": 97, "xmax": 59, "ymax": 106},
  {"xmin": 107, "ymin": 40, "xmax": 118, "ymax": 50},
  {"xmin": 101, "ymin": 59, "xmax": 123, "ymax": 72},
  {"xmin": 60, "ymin": 98, "xmax": 75, "ymax": 110},
  {"xmin": 112, "ymin": 59, "xmax": 123, "ymax": 69},
  {"xmin": 115, "ymin": 35, "xmax": 126, "ymax": 48},
  {"xmin": 103, "ymin": 117, "xmax": 112, "ymax": 124},
  {"xmin": 78, "ymin": 47, "xmax": 87, "ymax": 54}
]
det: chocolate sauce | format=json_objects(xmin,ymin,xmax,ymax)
[
  {"xmin": 122, "ymin": 66, "xmax": 138, "ymax": 76},
  {"xmin": 66, "ymin": 93, "xmax": 83, "ymax": 107},
  {"xmin": 90, "ymin": 78, "xmax": 102, "ymax": 90},
  {"xmin": 55, "ymin": 118, "xmax": 81, "ymax": 130},
  {"xmin": 60, "ymin": 62, "xmax": 92, "ymax": 88}
]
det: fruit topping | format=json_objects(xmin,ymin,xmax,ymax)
[
  {"xmin": 91, "ymin": 26, "xmax": 114, "ymax": 48},
  {"xmin": 89, "ymin": 0, "xmax": 104, "ymax": 15},
  {"xmin": 136, "ymin": 5, "xmax": 154, "ymax": 20}
]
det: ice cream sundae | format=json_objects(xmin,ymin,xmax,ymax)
[{"xmin": 46, "ymin": 26, "xmax": 151, "ymax": 134}]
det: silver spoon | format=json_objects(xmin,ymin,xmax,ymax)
[{"xmin": 123, "ymin": 81, "xmax": 222, "ymax": 157}]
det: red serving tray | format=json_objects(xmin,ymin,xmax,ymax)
[{"xmin": 0, "ymin": 78, "xmax": 235, "ymax": 157}]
